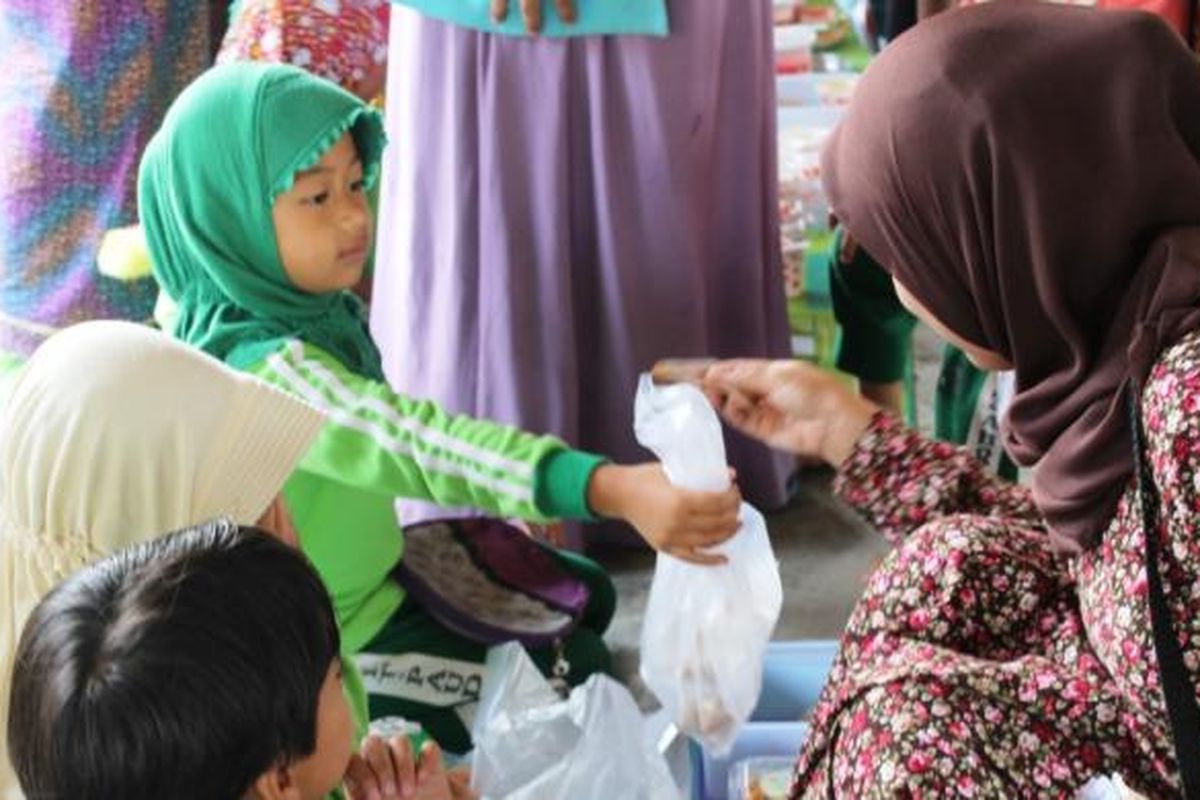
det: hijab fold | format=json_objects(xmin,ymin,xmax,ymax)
[{"xmin": 823, "ymin": 2, "xmax": 1200, "ymax": 551}]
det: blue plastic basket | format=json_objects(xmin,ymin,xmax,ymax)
[{"xmin": 689, "ymin": 640, "xmax": 838, "ymax": 800}]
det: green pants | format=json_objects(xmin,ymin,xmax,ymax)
[{"xmin": 358, "ymin": 548, "xmax": 614, "ymax": 754}]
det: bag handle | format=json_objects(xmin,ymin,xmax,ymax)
[{"xmin": 1129, "ymin": 386, "xmax": 1200, "ymax": 796}]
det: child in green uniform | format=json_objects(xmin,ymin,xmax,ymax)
[
  {"xmin": 830, "ymin": 229, "xmax": 1018, "ymax": 480},
  {"xmin": 138, "ymin": 62, "xmax": 741, "ymax": 752}
]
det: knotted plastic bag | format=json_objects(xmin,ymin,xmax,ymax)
[{"xmin": 635, "ymin": 375, "xmax": 783, "ymax": 755}]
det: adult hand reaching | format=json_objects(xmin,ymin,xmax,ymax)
[
  {"xmin": 491, "ymin": 0, "xmax": 577, "ymax": 34},
  {"xmin": 701, "ymin": 359, "xmax": 878, "ymax": 468}
]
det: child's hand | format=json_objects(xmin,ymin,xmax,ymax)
[
  {"xmin": 344, "ymin": 735, "xmax": 467, "ymax": 800},
  {"xmin": 586, "ymin": 463, "xmax": 741, "ymax": 565}
]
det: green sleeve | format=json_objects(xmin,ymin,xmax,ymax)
[
  {"xmin": 249, "ymin": 340, "xmax": 603, "ymax": 522},
  {"xmin": 934, "ymin": 344, "xmax": 988, "ymax": 445},
  {"xmin": 830, "ymin": 227, "xmax": 918, "ymax": 384}
]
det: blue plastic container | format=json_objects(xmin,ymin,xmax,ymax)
[
  {"xmin": 752, "ymin": 640, "xmax": 837, "ymax": 722},
  {"xmin": 690, "ymin": 640, "xmax": 838, "ymax": 800}
]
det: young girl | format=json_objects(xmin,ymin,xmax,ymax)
[{"xmin": 137, "ymin": 62, "xmax": 740, "ymax": 751}]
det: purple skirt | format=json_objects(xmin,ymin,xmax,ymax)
[{"xmin": 373, "ymin": 0, "xmax": 793, "ymax": 546}]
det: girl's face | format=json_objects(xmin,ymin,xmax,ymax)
[
  {"xmin": 272, "ymin": 133, "xmax": 372, "ymax": 295},
  {"xmin": 893, "ymin": 277, "xmax": 1014, "ymax": 371}
]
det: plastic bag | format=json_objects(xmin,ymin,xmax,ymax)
[
  {"xmin": 470, "ymin": 643, "xmax": 679, "ymax": 800},
  {"xmin": 634, "ymin": 375, "xmax": 783, "ymax": 755},
  {"xmin": 1077, "ymin": 775, "xmax": 1148, "ymax": 800}
]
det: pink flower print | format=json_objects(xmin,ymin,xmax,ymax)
[
  {"xmin": 906, "ymin": 752, "xmax": 933, "ymax": 774},
  {"xmin": 1063, "ymin": 678, "xmax": 1091, "ymax": 703},
  {"xmin": 907, "ymin": 609, "xmax": 931, "ymax": 632}
]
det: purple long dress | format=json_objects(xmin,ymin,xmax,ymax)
[{"xmin": 373, "ymin": 0, "xmax": 793, "ymax": 547}]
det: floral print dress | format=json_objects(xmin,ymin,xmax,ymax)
[{"xmin": 791, "ymin": 330, "xmax": 1200, "ymax": 798}]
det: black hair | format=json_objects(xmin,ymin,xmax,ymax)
[{"xmin": 8, "ymin": 519, "xmax": 341, "ymax": 799}]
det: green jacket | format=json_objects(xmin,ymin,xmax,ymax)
[{"xmin": 247, "ymin": 338, "xmax": 605, "ymax": 654}]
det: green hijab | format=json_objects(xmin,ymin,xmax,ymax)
[{"xmin": 139, "ymin": 62, "xmax": 387, "ymax": 380}]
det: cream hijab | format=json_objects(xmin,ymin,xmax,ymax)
[{"xmin": 0, "ymin": 321, "xmax": 324, "ymax": 799}]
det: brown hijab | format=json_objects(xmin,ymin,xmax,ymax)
[{"xmin": 823, "ymin": 1, "xmax": 1200, "ymax": 552}]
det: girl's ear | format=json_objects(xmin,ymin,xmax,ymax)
[{"xmin": 246, "ymin": 763, "xmax": 304, "ymax": 800}]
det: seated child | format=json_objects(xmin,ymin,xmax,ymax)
[
  {"xmin": 8, "ymin": 519, "xmax": 466, "ymax": 800},
  {"xmin": 136, "ymin": 62, "xmax": 741, "ymax": 752}
]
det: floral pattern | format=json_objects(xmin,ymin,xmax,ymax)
[
  {"xmin": 790, "ymin": 330, "xmax": 1200, "ymax": 798},
  {"xmin": 218, "ymin": 0, "xmax": 390, "ymax": 92}
]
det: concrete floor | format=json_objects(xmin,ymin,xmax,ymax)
[{"xmin": 593, "ymin": 325, "xmax": 944, "ymax": 696}]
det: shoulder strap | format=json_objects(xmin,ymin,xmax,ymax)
[{"xmin": 1129, "ymin": 386, "xmax": 1200, "ymax": 796}]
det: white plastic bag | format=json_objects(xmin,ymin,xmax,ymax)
[
  {"xmin": 634, "ymin": 375, "xmax": 784, "ymax": 755},
  {"xmin": 1077, "ymin": 775, "xmax": 1148, "ymax": 800},
  {"xmin": 470, "ymin": 643, "xmax": 679, "ymax": 800}
]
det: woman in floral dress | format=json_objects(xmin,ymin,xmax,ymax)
[{"xmin": 702, "ymin": 3, "xmax": 1200, "ymax": 796}]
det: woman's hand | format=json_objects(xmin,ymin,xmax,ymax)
[
  {"xmin": 491, "ymin": 0, "xmax": 576, "ymax": 34},
  {"xmin": 586, "ymin": 463, "xmax": 741, "ymax": 565},
  {"xmin": 344, "ymin": 735, "xmax": 473, "ymax": 800},
  {"xmin": 702, "ymin": 359, "xmax": 878, "ymax": 467}
]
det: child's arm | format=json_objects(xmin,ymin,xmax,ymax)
[{"xmin": 251, "ymin": 341, "xmax": 740, "ymax": 561}]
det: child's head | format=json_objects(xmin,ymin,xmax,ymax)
[
  {"xmin": 139, "ymin": 62, "xmax": 386, "ymax": 375},
  {"xmin": 8, "ymin": 520, "xmax": 352, "ymax": 800},
  {"xmin": 218, "ymin": 0, "xmax": 391, "ymax": 102}
]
